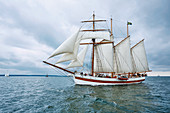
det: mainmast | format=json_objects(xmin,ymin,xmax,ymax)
[
  {"xmin": 110, "ymin": 17, "xmax": 114, "ymax": 77},
  {"xmin": 91, "ymin": 13, "xmax": 95, "ymax": 76},
  {"xmin": 81, "ymin": 12, "xmax": 112, "ymax": 76}
]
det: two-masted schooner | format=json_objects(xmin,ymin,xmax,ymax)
[{"xmin": 43, "ymin": 13, "xmax": 151, "ymax": 85}]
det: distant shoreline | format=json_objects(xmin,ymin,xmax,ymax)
[
  {"xmin": 0, "ymin": 74, "xmax": 69, "ymax": 77},
  {"xmin": 0, "ymin": 75, "xmax": 170, "ymax": 77}
]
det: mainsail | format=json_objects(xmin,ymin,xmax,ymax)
[
  {"xmin": 94, "ymin": 42, "xmax": 114, "ymax": 72},
  {"xmin": 131, "ymin": 39, "xmax": 149, "ymax": 72},
  {"xmin": 114, "ymin": 36, "xmax": 133, "ymax": 73}
]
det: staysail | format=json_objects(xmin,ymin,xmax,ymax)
[
  {"xmin": 131, "ymin": 39, "xmax": 149, "ymax": 72},
  {"xmin": 67, "ymin": 45, "xmax": 88, "ymax": 68},
  {"xmin": 56, "ymin": 41, "xmax": 80, "ymax": 63},
  {"xmin": 48, "ymin": 31, "xmax": 80, "ymax": 59}
]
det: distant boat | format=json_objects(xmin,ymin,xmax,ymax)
[
  {"xmin": 46, "ymin": 74, "xmax": 48, "ymax": 77},
  {"xmin": 43, "ymin": 12, "xmax": 151, "ymax": 86},
  {"xmin": 5, "ymin": 73, "xmax": 9, "ymax": 77},
  {"xmin": 67, "ymin": 74, "xmax": 74, "ymax": 77}
]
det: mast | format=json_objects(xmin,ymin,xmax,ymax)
[
  {"xmin": 93, "ymin": 12, "xmax": 95, "ymax": 30},
  {"xmin": 80, "ymin": 12, "xmax": 110, "ymax": 76},
  {"xmin": 110, "ymin": 17, "xmax": 113, "ymax": 41},
  {"xmin": 110, "ymin": 17, "xmax": 114, "ymax": 77},
  {"xmin": 127, "ymin": 21, "xmax": 132, "ymax": 36},
  {"xmin": 127, "ymin": 21, "xmax": 129, "ymax": 37},
  {"xmin": 91, "ymin": 12, "xmax": 95, "ymax": 76},
  {"xmin": 111, "ymin": 18, "xmax": 113, "ymax": 36}
]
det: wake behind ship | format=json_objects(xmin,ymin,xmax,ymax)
[{"xmin": 43, "ymin": 13, "xmax": 151, "ymax": 85}]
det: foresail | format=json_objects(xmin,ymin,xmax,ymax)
[
  {"xmin": 114, "ymin": 37, "xmax": 133, "ymax": 73},
  {"xmin": 56, "ymin": 41, "xmax": 80, "ymax": 63},
  {"xmin": 94, "ymin": 43, "xmax": 114, "ymax": 72},
  {"xmin": 67, "ymin": 45, "xmax": 88, "ymax": 68},
  {"xmin": 131, "ymin": 40, "xmax": 149, "ymax": 72},
  {"xmin": 56, "ymin": 53, "xmax": 76, "ymax": 64},
  {"xmin": 48, "ymin": 31, "xmax": 79, "ymax": 59}
]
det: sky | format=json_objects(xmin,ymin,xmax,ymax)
[{"xmin": 0, "ymin": 0, "xmax": 170, "ymax": 75}]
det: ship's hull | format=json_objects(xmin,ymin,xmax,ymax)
[{"xmin": 73, "ymin": 75, "xmax": 145, "ymax": 86}]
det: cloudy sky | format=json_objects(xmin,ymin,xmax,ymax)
[{"xmin": 0, "ymin": 0, "xmax": 169, "ymax": 75}]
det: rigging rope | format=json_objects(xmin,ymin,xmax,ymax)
[
  {"xmin": 49, "ymin": 66, "xmax": 74, "ymax": 82},
  {"xmin": 49, "ymin": 66, "xmax": 67, "ymax": 76}
]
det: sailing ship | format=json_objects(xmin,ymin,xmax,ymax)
[
  {"xmin": 43, "ymin": 13, "xmax": 151, "ymax": 85},
  {"xmin": 5, "ymin": 73, "xmax": 9, "ymax": 77}
]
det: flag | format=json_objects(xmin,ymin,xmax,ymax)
[{"xmin": 127, "ymin": 22, "xmax": 132, "ymax": 25}]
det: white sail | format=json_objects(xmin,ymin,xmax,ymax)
[
  {"xmin": 79, "ymin": 31, "xmax": 110, "ymax": 40},
  {"xmin": 56, "ymin": 41, "xmax": 80, "ymax": 63},
  {"xmin": 114, "ymin": 37, "xmax": 133, "ymax": 73},
  {"xmin": 48, "ymin": 31, "xmax": 110, "ymax": 59},
  {"xmin": 67, "ymin": 45, "xmax": 88, "ymax": 68},
  {"xmin": 56, "ymin": 53, "xmax": 76, "ymax": 63},
  {"xmin": 94, "ymin": 43, "xmax": 114, "ymax": 72},
  {"xmin": 131, "ymin": 40, "xmax": 149, "ymax": 72},
  {"xmin": 48, "ymin": 31, "xmax": 79, "ymax": 59}
]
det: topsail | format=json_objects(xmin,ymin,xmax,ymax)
[{"xmin": 67, "ymin": 45, "xmax": 88, "ymax": 68}]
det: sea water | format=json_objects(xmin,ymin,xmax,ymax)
[{"xmin": 0, "ymin": 76, "xmax": 169, "ymax": 113}]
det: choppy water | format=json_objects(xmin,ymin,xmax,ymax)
[{"xmin": 0, "ymin": 76, "xmax": 170, "ymax": 113}]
